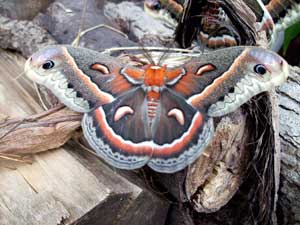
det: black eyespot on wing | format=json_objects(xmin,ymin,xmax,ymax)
[
  {"xmin": 254, "ymin": 64, "xmax": 267, "ymax": 75},
  {"xmin": 229, "ymin": 87, "xmax": 235, "ymax": 93},
  {"xmin": 42, "ymin": 60, "xmax": 55, "ymax": 70}
]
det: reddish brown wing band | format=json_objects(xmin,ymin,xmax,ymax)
[{"xmin": 26, "ymin": 45, "xmax": 289, "ymax": 173}]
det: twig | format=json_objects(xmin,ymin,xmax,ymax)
[
  {"xmin": 0, "ymin": 105, "xmax": 81, "ymax": 141},
  {"xmin": 0, "ymin": 120, "xmax": 25, "ymax": 140},
  {"xmin": 34, "ymin": 83, "xmax": 49, "ymax": 111},
  {"xmin": 0, "ymin": 104, "xmax": 65, "ymax": 127},
  {"xmin": 72, "ymin": 136, "xmax": 101, "ymax": 158},
  {"xmin": 72, "ymin": 0, "xmax": 88, "ymax": 47},
  {"xmin": 19, "ymin": 115, "xmax": 82, "ymax": 129}
]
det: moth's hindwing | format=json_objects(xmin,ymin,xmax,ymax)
[
  {"xmin": 148, "ymin": 89, "xmax": 214, "ymax": 173},
  {"xmin": 82, "ymin": 88, "xmax": 151, "ymax": 169},
  {"xmin": 82, "ymin": 87, "xmax": 215, "ymax": 173}
]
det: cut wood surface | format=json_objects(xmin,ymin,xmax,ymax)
[{"xmin": 0, "ymin": 49, "xmax": 169, "ymax": 225}]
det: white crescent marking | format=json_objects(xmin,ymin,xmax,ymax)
[
  {"xmin": 114, "ymin": 106, "xmax": 134, "ymax": 122},
  {"xmin": 168, "ymin": 108, "xmax": 185, "ymax": 126}
]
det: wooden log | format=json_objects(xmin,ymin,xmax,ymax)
[
  {"xmin": 185, "ymin": 109, "xmax": 251, "ymax": 213},
  {"xmin": 0, "ymin": 15, "xmax": 57, "ymax": 57},
  {"xmin": 33, "ymin": 0, "xmax": 137, "ymax": 52},
  {"xmin": 277, "ymin": 67, "xmax": 300, "ymax": 224},
  {"xmin": 103, "ymin": 1, "xmax": 174, "ymax": 45},
  {"xmin": 0, "ymin": 49, "xmax": 169, "ymax": 225},
  {"xmin": 0, "ymin": 0, "xmax": 52, "ymax": 20},
  {"xmin": 151, "ymin": 91, "xmax": 280, "ymax": 225}
]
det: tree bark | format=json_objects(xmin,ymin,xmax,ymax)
[{"xmin": 277, "ymin": 67, "xmax": 300, "ymax": 225}]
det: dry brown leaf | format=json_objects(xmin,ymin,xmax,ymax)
[{"xmin": 0, "ymin": 107, "xmax": 82, "ymax": 155}]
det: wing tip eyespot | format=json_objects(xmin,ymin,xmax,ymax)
[
  {"xmin": 254, "ymin": 64, "xmax": 267, "ymax": 75},
  {"xmin": 42, "ymin": 60, "xmax": 55, "ymax": 70}
]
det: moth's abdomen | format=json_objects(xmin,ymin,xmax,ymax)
[{"xmin": 146, "ymin": 91, "xmax": 160, "ymax": 126}]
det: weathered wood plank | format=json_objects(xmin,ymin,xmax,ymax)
[
  {"xmin": 68, "ymin": 143, "xmax": 170, "ymax": 225},
  {"xmin": 0, "ymin": 51, "xmax": 42, "ymax": 115},
  {"xmin": 0, "ymin": 168, "xmax": 70, "ymax": 225}
]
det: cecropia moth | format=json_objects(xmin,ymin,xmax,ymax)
[{"xmin": 25, "ymin": 45, "xmax": 289, "ymax": 173}]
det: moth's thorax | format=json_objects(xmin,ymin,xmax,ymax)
[
  {"xmin": 127, "ymin": 64, "xmax": 180, "ymax": 95},
  {"xmin": 144, "ymin": 65, "xmax": 166, "ymax": 87},
  {"xmin": 124, "ymin": 64, "xmax": 186, "ymax": 127}
]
